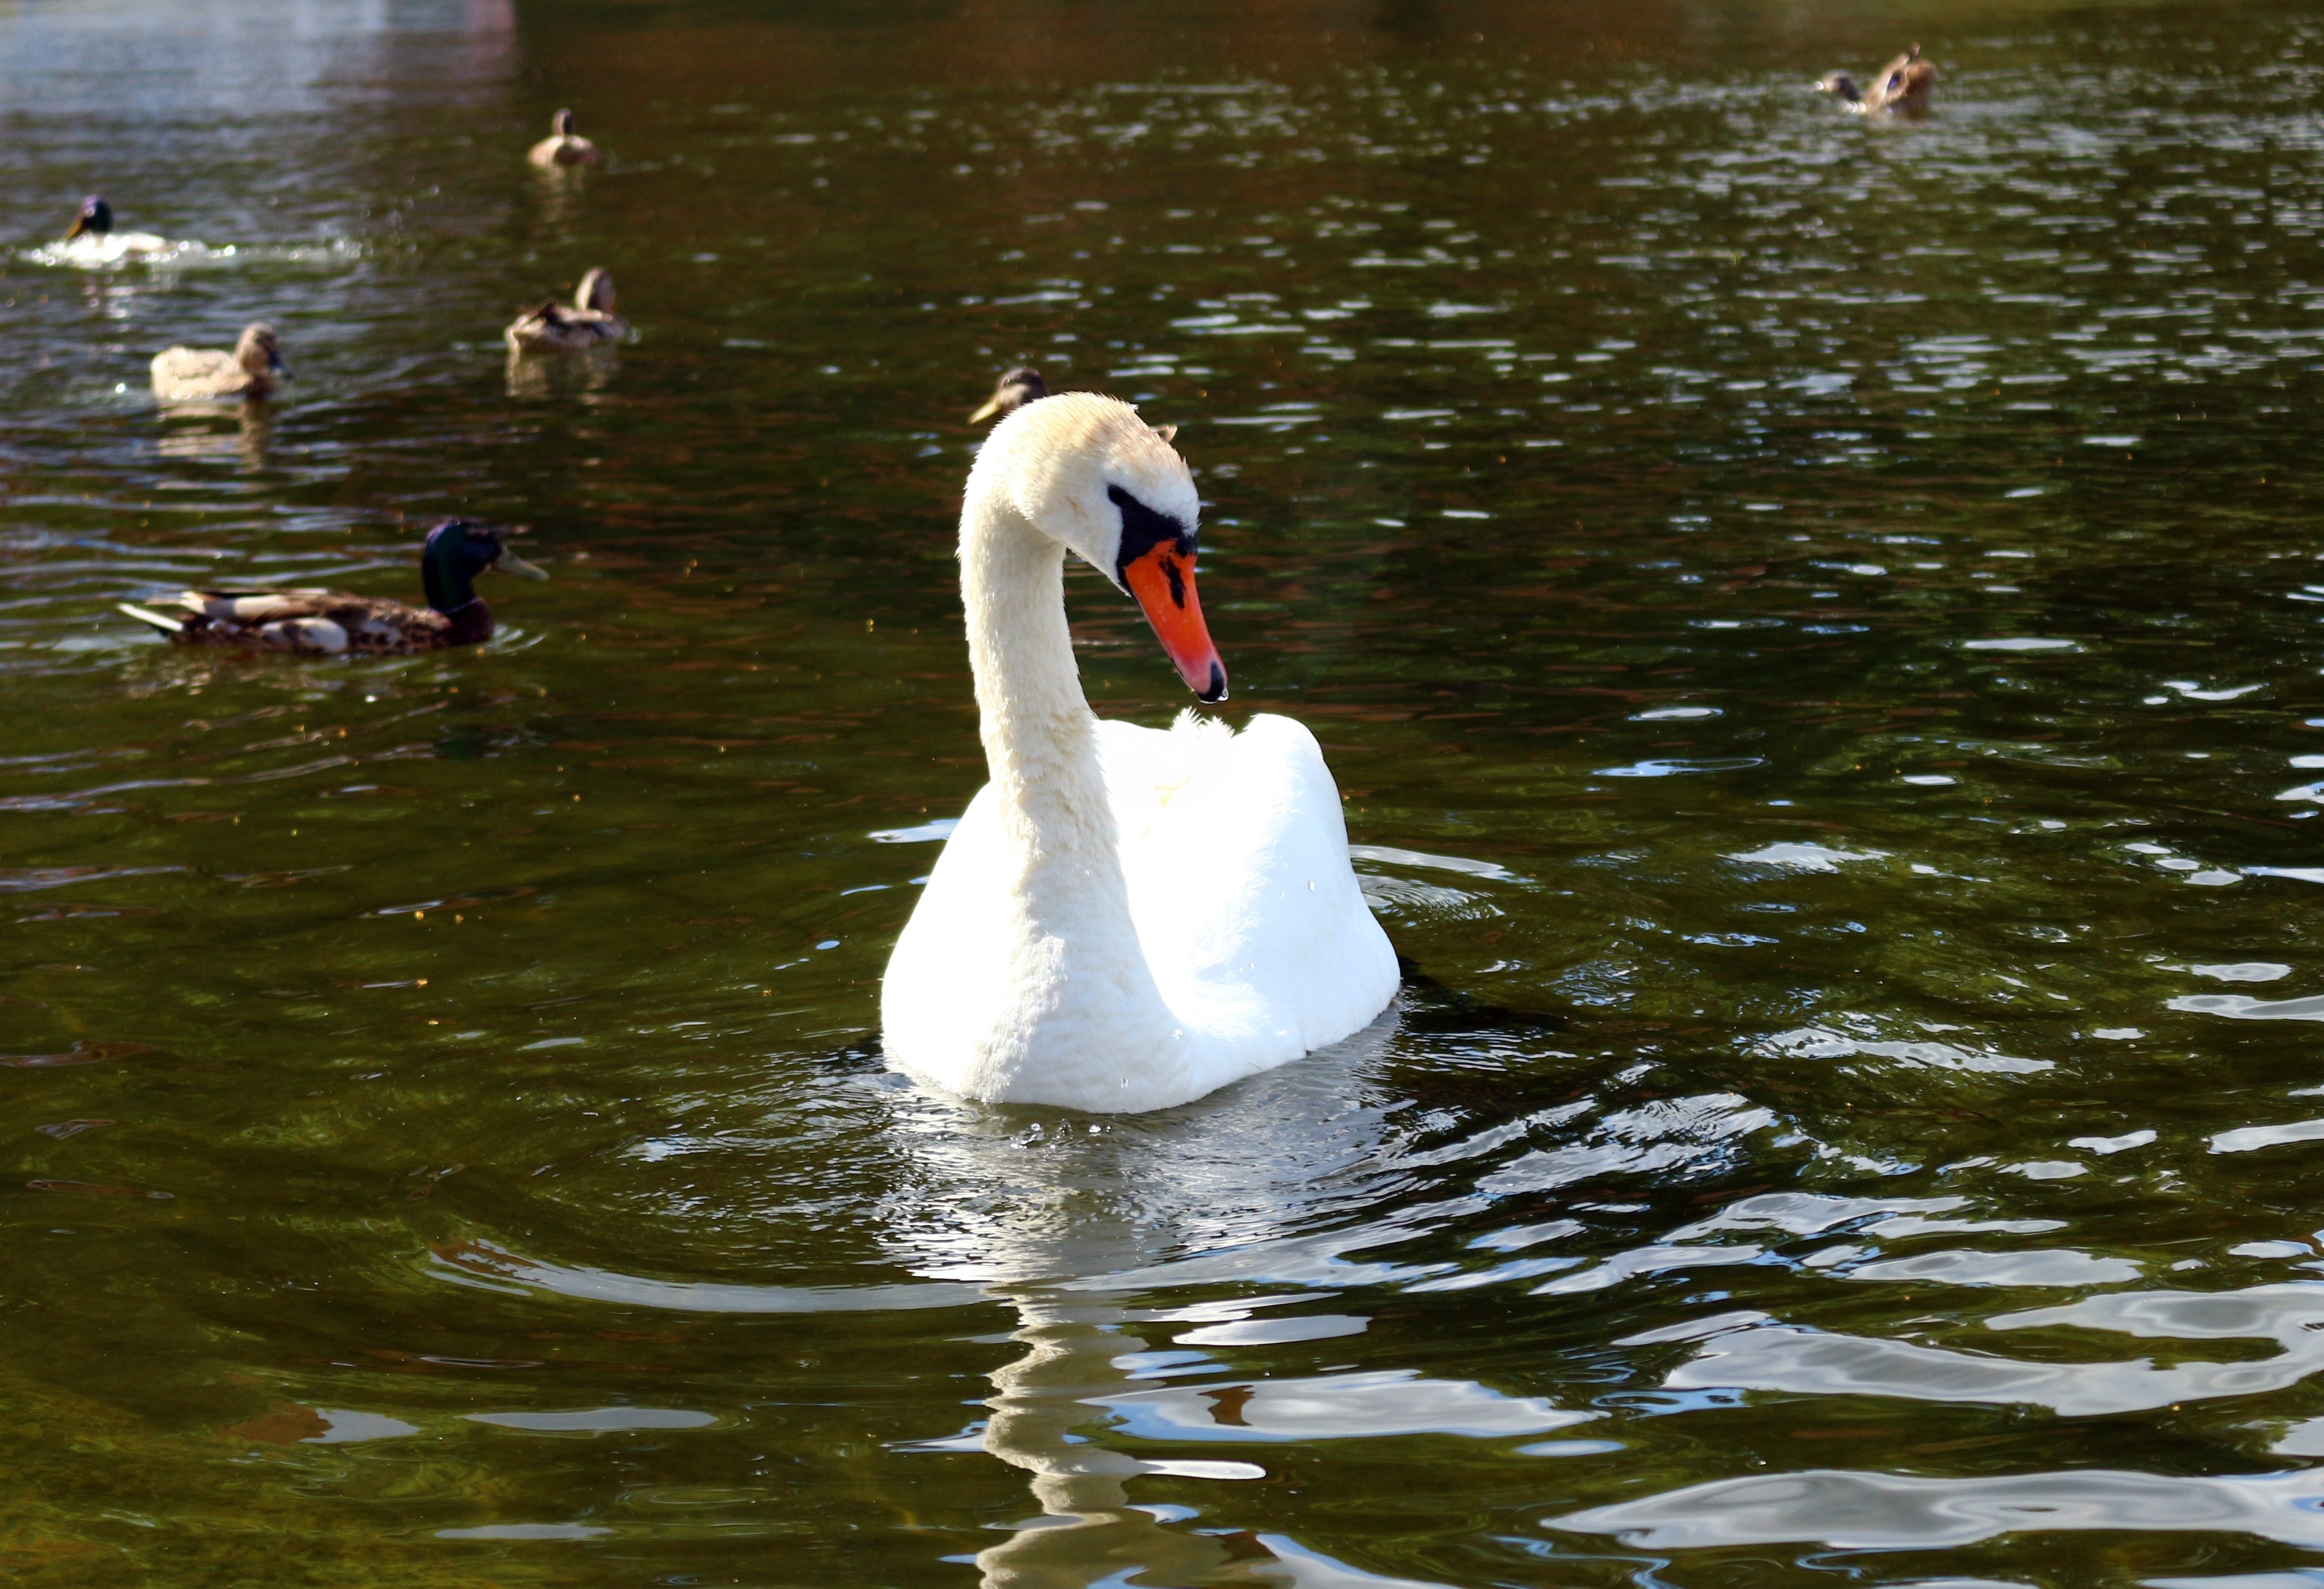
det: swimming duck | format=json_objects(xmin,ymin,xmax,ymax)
[
  {"xmin": 1818, "ymin": 46, "xmax": 1936, "ymax": 118},
  {"xmin": 150, "ymin": 324, "xmax": 289, "ymax": 402},
  {"xmin": 968, "ymin": 366, "xmax": 1049, "ymax": 424},
  {"xmin": 503, "ymin": 268, "xmax": 629, "ymax": 353},
  {"xmin": 58, "ymin": 196, "xmax": 170, "ymax": 263},
  {"xmin": 880, "ymin": 393, "xmax": 1398, "ymax": 1113},
  {"xmin": 528, "ymin": 109, "xmax": 600, "ymax": 168},
  {"xmin": 116, "ymin": 520, "xmax": 546, "ymax": 656}
]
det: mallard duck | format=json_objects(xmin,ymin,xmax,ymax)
[
  {"xmin": 150, "ymin": 324, "xmax": 289, "ymax": 402},
  {"xmin": 504, "ymin": 268, "xmax": 629, "ymax": 353},
  {"xmin": 1818, "ymin": 45, "xmax": 1936, "ymax": 118},
  {"xmin": 59, "ymin": 196, "xmax": 170, "ymax": 263},
  {"xmin": 116, "ymin": 520, "xmax": 546, "ymax": 656},
  {"xmin": 968, "ymin": 366, "xmax": 1049, "ymax": 424},
  {"xmin": 528, "ymin": 109, "xmax": 600, "ymax": 168}
]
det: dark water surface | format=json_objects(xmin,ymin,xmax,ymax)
[{"xmin": 9, "ymin": 0, "xmax": 2324, "ymax": 1582}]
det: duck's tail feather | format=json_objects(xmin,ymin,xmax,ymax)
[{"xmin": 117, "ymin": 601, "xmax": 186, "ymax": 635}]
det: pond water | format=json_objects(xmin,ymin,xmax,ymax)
[{"xmin": 7, "ymin": 0, "xmax": 2324, "ymax": 1583}]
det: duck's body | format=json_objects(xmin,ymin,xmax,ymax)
[
  {"xmin": 117, "ymin": 520, "xmax": 544, "ymax": 656},
  {"xmin": 969, "ymin": 366, "xmax": 1049, "ymax": 424},
  {"xmin": 1819, "ymin": 46, "xmax": 1936, "ymax": 118},
  {"xmin": 504, "ymin": 267, "xmax": 629, "ymax": 353},
  {"xmin": 150, "ymin": 324, "xmax": 289, "ymax": 402},
  {"xmin": 528, "ymin": 109, "xmax": 600, "ymax": 168},
  {"xmin": 57, "ymin": 197, "xmax": 169, "ymax": 264},
  {"xmin": 881, "ymin": 393, "xmax": 1398, "ymax": 1114}
]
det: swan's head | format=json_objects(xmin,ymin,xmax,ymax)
[
  {"xmin": 66, "ymin": 196, "xmax": 112, "ymax": 241},
  {"xmin": 235, "ymin": 324, "xmax": 290, "ymax": 380},
  {"xmin": 981, "ymin": 391, "xmax": 1225, "ymax": 703},
  {"xmin": 969, "ymin": 365, "xmax": 1049, "ymax": 424},
  {"xmin": 576, "ymin": 267, "xmax": 616, "ymax": 313}
]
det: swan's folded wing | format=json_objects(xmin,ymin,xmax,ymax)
[
  {"xmin": 1104, "ymin": 712, "xmax": 1396, "ymax": 1059},
  {"xmin": 879, "ymin": 783, "xmax": 1028, "ymax": 1085}
]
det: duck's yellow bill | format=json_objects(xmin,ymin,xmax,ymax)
[
  {"xmin": 495, "ymin": 550, "xmax": 550, "ymax": 581},
  {"xmin": 967, "ymin": 397, "xmax": 1003, "ymax": 424}
]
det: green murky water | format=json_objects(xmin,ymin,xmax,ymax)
[{"xmin": 10, "ymin": 0, "xmax": 2324, "ymax": 1582}]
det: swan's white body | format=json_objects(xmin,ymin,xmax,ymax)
[{"xmin": 881, "ymin": 394, "xmax": 1397, "ymax": 1114}]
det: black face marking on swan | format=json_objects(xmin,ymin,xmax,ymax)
[{"xmin": 1107, "ymin": 483, "xmax": 1194, "ymax": 592}]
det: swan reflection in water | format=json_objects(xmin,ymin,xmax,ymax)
[
  {"xmin": 441, "ymin": 1007, "xmax": 1475, "ymax": 1587},
  {"xmin": 970, "ymin": 1294, "xmax": 1258, "ymax": 1589},
  {"xmin": 880, "ymin": 1009, "xmax": 1467, "ymax": 1589}
]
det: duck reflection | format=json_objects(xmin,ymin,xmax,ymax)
[
  {"xmin": 504, "ymin": 343, "xmax": 619, "ymax": 401},
  {"xmin": 153, "ymin": 402, "xmax": 273, "ymax": 469},
  {"xmin": 75, "ymin": 272, "xmax": 136, "ymax": 324}
]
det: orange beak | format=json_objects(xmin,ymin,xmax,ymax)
[{"xmin": 1122, "ymin": 539, "xmax": 1227, "ymax": 702}]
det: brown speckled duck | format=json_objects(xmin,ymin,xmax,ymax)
[
  {"xmin": 117, "ymin": 520, "xmax": 545, "ymax": 656},
  {"xmin": 150, "ymin": 324, "xmax": 289, "ymax": 402},
  {"xmin": 1818, "ymin": 46, "xmax": 1936, "ymax": 119},
  {"xmin": 528, "ymin": 109, "xmax": 600, "ymax": 168},
  {"xmin": 504, "ymin": 268, "xmax": 629, "ymax": 353}
]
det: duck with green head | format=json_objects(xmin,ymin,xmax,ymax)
[
  {"xmin": 117, "ymin": 520, "xmax": 547, "ymax": 656},
  {"xmin": 60, "ymin": 195, "xmax": 171, "ymax": 262}
]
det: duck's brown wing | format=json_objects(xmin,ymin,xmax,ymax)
[
  {"xmin": 1893, "ymin": 58, "xmax": 1936, "ymax": 111},
  {"xmin": 174, "ymin": 587, "xmax": 335, "ymax": 624},
  {"xmin": 506, "ymin": 299, "xmax": 605, "ymax": 351},
  {"xmin": 159, "ymin": 589, "xmax": 449, "ymax": 655},
  {"xmin": 322, "ymin": 595, "xmax": 454, "ymax": 654},
  {"xmin": 567, "ymin": 310, "xmax": 627, "ymax": 343},
  {"xmin": 150, "ymin": 346, "xmax": 248, "ymax": 399}
]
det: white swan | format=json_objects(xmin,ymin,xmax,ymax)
[{"xmin": 881, "ymin": 392, "xmax": 1398, "ymax": 1114}]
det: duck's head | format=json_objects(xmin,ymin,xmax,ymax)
[
  {"xmin": 1816, "ymin": 70, "xmax": 1863, "ymax": 104},
  {"xmin": 980, "ymin": 391, "xmax": 1225, "ymax": 703},
  {"xmin": 420, "ymin": 520, "xmax": 548, "ymax": 613},
  {"xmin": 65, "ymin": 196, "xmax": 112, "ymax": 241},
  {"xmin": 235, "ymin": 324, "xmax": 291, "ymax": 380},
  {"xmin": 552, "ymin": 108, "xmax": 578, "ymax": 137},
  {"xmin": 969, "ymin": 366, "xmax": 1049, "ymax": 424},
  {"xmin": 575, "ymin": 267, "xmax": 616, "ymax": 313},
  {"xmin": 1877, "ymin": 45, "xmax": 1934, "ymax": 110}
]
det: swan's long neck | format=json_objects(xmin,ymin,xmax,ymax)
[
  {"xmin": 959, "ymin": 480, "xmax": 1123, "ymax": 902},
  {"xmin": 947, "ymin": 469, "xmax": 1193, "ymax": 1107}
]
